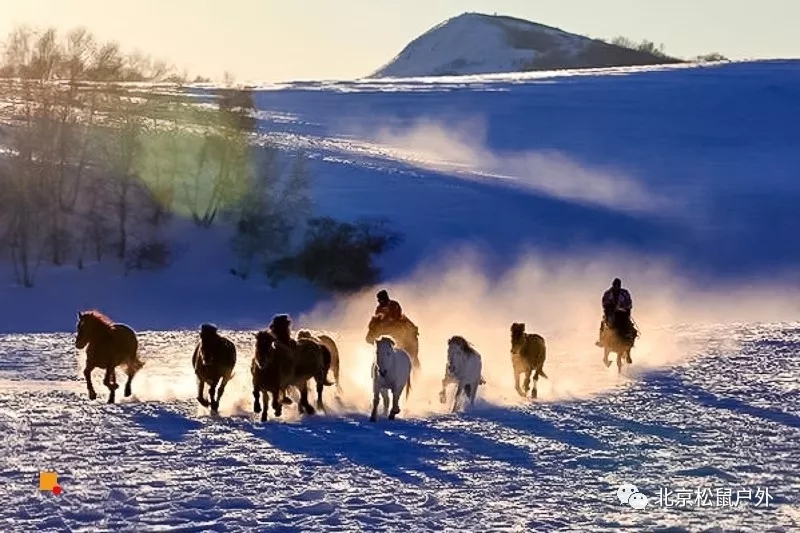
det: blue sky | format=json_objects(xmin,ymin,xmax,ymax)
[{"xmin": 0, "ymin": 0, "xmax": 796, "ymax": 82}]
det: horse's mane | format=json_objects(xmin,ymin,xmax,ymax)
[
  {"xmin": 448, "ymin": 335, "xmax": 477, "ymax": 356},
  {"xmin": 81, "ymin": 309, "xmax": 114, "ymax": 328}
]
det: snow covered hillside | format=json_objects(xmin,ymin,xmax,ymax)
[
  {"xmin": 370, "ymin": 12, "xmax": 682, "ymax": 79},
  {"xmin": 1, "ymin": 60, "xmax": 799, "ymax": 532}
]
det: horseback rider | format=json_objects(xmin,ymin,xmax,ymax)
[
  {"xmin": 595, "ymin": 278, "xmax": 633, "ymax": 346},
  {"xmin": 374, "ymin": 289, "xmax": 403, "ymax": 323}
]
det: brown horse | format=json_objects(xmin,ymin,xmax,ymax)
[
  {"xmin": 510, "ymin": 322, "xmax": 548, "ymax": 399},
  {"xmin": 365, "ymin": 314, "xmax": 420, "ymax": 371},
  {"xmin": 297, "ymin": 329, "xmax": 342, "ymax": 394},
  {"xmin": 192, "ymin": 324, "xmax": 236, "ymax": 414},
  {"xmin": 75, "ymin": 310, "xmax": 145, "ymax": 404},
  {"xmin": 599, "ymin": 309, "xmax": 638, "ymax": 373},
  {"xmin": 252, "ymin": 314, "xmax": 334, "ymax": 421}
]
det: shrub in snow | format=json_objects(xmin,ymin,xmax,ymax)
[{"xmin": 265, "ymin": 216, "xmax": 403, "ymax": 293}]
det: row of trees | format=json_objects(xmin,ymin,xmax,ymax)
[
  {"xmin": 0, "ymin": 24, "xmax": 211, "ymax": 83},
  {"xmin": 601, "ymin": 35, "xmax": 728, "ymax": 63},
  {"xmin": 0, "ymin": 27, "xmax": 401, "ymax": 292}
]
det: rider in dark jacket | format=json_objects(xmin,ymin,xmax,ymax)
[
  {"xmin": 595, "ymin": 278, "xmax": 633, "ymax": 346},
  {"xmin": 375, "ymin": 289, "xmax": 403, "ymax": 322}
]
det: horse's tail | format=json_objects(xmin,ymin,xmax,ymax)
[
  {"xmin": 131, "ymin": 351, "xmax": 145, "ymax": 372},
  {"xmin": 319, "ymin": 345, "xmax": 335, "ymax": 387},
  {"xmin": 322, "ymin": 336, "xmax": 341, "ymax": 386}
]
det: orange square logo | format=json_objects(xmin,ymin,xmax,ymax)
[{"xmin": 39, "ymin": 471, "xmax": 58, "ymax": 492}]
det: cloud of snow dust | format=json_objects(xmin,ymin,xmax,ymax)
[
  {"xmin": 292, "ymin": 245, "xmax": 800, "ymax": 420},
  {"xmin": 355, "ymin": 116, "xmax": 676, "ymax": 216},
  {"xmin": 97, "ymin": 247, "xmax": 800, "ymax": 422}
]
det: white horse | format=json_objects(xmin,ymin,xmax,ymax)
[
  {"xmin": 369, "ymin": 336, "xmax": 412, "ymax": 422},
  {"xmin": 439, "ymin": 335, "xmax": 483, "ymax": 413}
]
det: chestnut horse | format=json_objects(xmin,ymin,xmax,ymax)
[{"xmin": 75, "ymin": 310, "xmax": 145, "ymax": 403}]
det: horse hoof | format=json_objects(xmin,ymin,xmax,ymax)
[
  {"xmin": 124, "ymin": 388, "xmax": 132, "ymax": 398},
  {"xmin": 88, "ymin": 391, "xmax": 97, "ymax": 400},
  {"xmin": 281, "ymin": 397, "xmax": 293, "ymax": 405},
  {"xmin": 626, "ymin": 356, "xmax": 633, "ymax": 364},
  {"xmin": 210, "ymin": 402, "xmax": 219, "ymax": 412},
  {"xmin": 439, "ymin": 392, "xmax": 446, "ymax": 404},
  {"xmin": 107, "ymin": 396, "xmax": 115, "ymax": 404},
  {"xmin": 254, "ymin": 404, "xmax": 262, "ymax": 413},
  {"xmin": 369, "ymin": 415, "xmax": 377, "ymax": 422},
  {"xmin": 603, "ymin": 359, "xmax": 612, "ymax": 368},
  {"xmin": 260, "ymin": 413, "xmax": 268, "ymax": 423},
  {"xmin": 388, "ymin": 413, "xmax": 396, "ymax": 420}
]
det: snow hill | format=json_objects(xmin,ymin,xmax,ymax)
[
  {"xmin": 1, "ymin": 61, "xmax": 800, "ymax": 532},
  {"xmin": 370, "ymin": 12, "xmax": 682, "ymax": 78}
]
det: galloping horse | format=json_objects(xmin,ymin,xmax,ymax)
[
  {"xmin": 599, "ymin": 309, "xmax": 638, "ymax": 373},
  {"xmin": 75, "ymin": 310, "xmax": 145, "ymax": 403},
  {"xmin": 192, "ymin": 324, "xmax": 236, "ymax": 414},
  {"xmin": 439, "ymin": 335, "xmax": 483, "ymax": 413},
  {"xmin": 366, "ymin": 314, "xmax": 420, "ymax": 371},
  {"xmin": 297, "ymin": 329, "xmax": 342, "ymax": 394},
  {"xmin": 510, "ymin": 323, "xmax": 548, "ymax": 399},
  {"xmin": 370, "ymin": 336, "xmax": 412, "ymax": 422},
  {"xmin": 252, "ymin": 314, "xmax": 335, "ymax": 419}
]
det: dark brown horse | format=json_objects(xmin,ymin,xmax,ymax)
[
  {"xmin": 365, "ymin": 314, "xmax": 420, "ymax": 371},
  {"xmin": 75, "ymin": 310, "xmax": 145, "ymax": 404},
  {"xmin": 599, "ymin": 309, "xmax": 638, "ymax": 373},
  {"xmin": 252, "ymin": 314, "xmax": 334, "ymax": 421},
  {"xmin": 192, "ymin": 324, "xmax": 236, "ymax": 414},
  {"xmin": 297, "ymin": 329, "xmax": 342, "ymax": 394},
  {"xmin": 510, "ymin": 322, "xmax": 548, "ymax": 399}
]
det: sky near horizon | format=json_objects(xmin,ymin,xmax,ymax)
[{"xmin": 0, "ymin": 0, "xmax": 797, "ymax": 83}]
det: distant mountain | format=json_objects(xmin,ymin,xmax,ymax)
[{"xmin": 370, "ymin": 12, "xmax": 683, "ymax": 78}]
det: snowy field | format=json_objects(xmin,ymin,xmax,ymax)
[{"xmin": 2, "ymin": 60, "xmax": 800, "ymax": 532}]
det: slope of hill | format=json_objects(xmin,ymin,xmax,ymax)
[{"xmin": 370, "ymin": 12, "xmax": 682, "ymax": 78}]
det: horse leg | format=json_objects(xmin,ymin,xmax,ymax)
[
  {"xmin": 522, "ymin": 369, "xmax": 531, "ymax": 397},
  {"xmin": 208, "ymin": 377, "xmax": 221, "ymax": 413},
  {"xmin": 83, "ymin": 363, "xmax": 97, "ymax": 400},
  {"xmin": 196, "ymin": 376, "xmax": 210, "ymax": 408},
  {"xmin": 530, "ymin": 373, "xmax": 539, "ymax": 400},
  {"xmin": 261, "ymin": 390, "xmax": 271, "ymax": 422},
  {"xmin": 270, "ymin": 387, "xmax": 283, "ymax": 418},
  {"xmin": 253, "ymin": 385, "xmax": 262, "ymax": 413},
  {"xmin": 314, "ymin": 376, "xmax": 326, "ymax": 413},
  {"xmin": 617, "ymin": 351, "xmax": 624, "ymax": 374},
  {"xmin": 439, "ymin": 376, "xmax": 449, "ymax": 404},
  {"xmin": 369, "ymin": 388, "xmax": 380, "ymax": 422},
  {"xmin": 452, "ymin": 383, "xmax": 464, "ymax": 413},
  {"xmin": 103, "ymin": 366, "xmax": 119, "ymax": 404},
  {"xmin": 603, "ymin": 348, "xmax": 612, "ymax": 368},
  {"xmin": 123, "ymin": 364, "xmax": 135, "ymax": 398},
  {"xmin": 388, "ymin": 387, "xmax": 401, "ymax": 420},
  {"xmin": 469, "ymin": 381, "xmax": 478, "ymax": 405},
  {"xmin": 626, "ymin": 348, "xmax": 633, "ymax": 365},
  {"xmin": 299, "ymin": 383, "xmax": 315, "ymax": 415},
  {"xmin": 381, "ymin": 389, "xmax": 390, "ymax": 417},
  {"xmin": 513, "ymin": 364, "xmax": 525, "ymax": 397},
  {"xmin": 215, "ymin": 374, "xmax": 232, "ymax": 412}
]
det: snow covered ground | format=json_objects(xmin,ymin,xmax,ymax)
[{"xmin": 2, "ymin": 60, "xmax": 800, "ymax": 531}]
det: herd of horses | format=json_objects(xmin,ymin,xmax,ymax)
[{"xmin": 73, "ymin": 306, "xmax": 638, "ymax": 422}]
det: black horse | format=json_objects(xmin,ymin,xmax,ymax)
[{"xmin": 192, "ymin": 324, "xmax": 237, "ymax": 413}]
